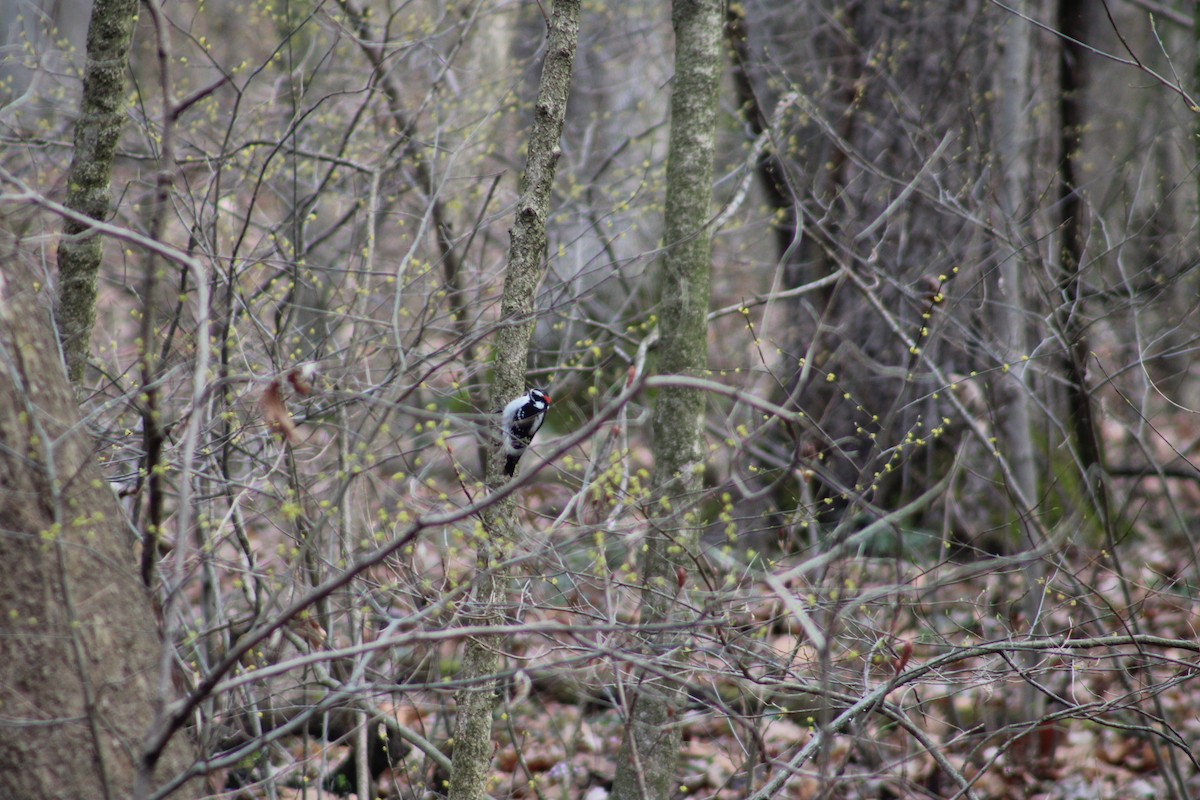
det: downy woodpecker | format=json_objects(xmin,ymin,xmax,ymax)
[{"xmin": 500, "ymin": 389, "xmax": 551, "ymax": 477}]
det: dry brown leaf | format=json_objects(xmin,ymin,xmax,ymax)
[
  {"xmin": 761, "ymin": 718, "xmax": 811, "ymax": 756},
  {"xmin": 523, "ymin": 750, "xmax": 560, "ymax": 773},
  {"xmin": 290, "ymin": 613, "xmax": 327, "ymax": 648},
  {"xmin": 495, "ymin": 746, "xmax": 519, "ymax": 773},
  {"xmin": 287, "ymin": 362, "xmax": 317, "ymax": 396},
  {"xmin": 261, "ymin": 378, "xmax": 298, "ymax": 442}
]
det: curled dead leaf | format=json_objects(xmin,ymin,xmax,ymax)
[
  {"xmin": 261, "ymin": 379, "xmax": 298, "ymax": 442},
  {"xmin": 291, "ymin": 613, "xmax": 327, "ymax": 648},
  {"xmin": 287, "ymin": 362, "xmax": 317, "ymax": 396}
]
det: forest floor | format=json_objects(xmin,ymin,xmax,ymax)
[{"xmin": 205, "ymin": 517, "xmax": 1200, "ymax": 800}]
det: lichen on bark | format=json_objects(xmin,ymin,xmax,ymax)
[
  {"xmin": 610, "ymin": 2, "xmax": 723, "ymax": 799},
  {"xmin": 0, "ymin": 272, "xmax": 198, "ymax": 798},
  {"xmin": 445, "ymin": 3, "xmax": 580, "ymax": 800},
  {"xmin": 55, "ymin": 0, "xmax": 140, "ymax": 385}
]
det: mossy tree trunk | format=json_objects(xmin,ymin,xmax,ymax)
[
  {"xmin": 0, "ymin": 274, "xmax": 198, "ymax": 798},
  {"xmin": 610, "ymin": 2, "xmax": 722, "ymax": 799},
  {"xmin": 55, "ymin": 0, "xmax": 140, "ymax": 385},
  {"xmin": 446, "ymin": 2, "xmax": 580, "ymax": 799}
]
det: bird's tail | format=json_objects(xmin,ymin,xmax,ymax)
[{"xmin": 504, "ymin": 453, "xmax": 520, "ymax": 477}]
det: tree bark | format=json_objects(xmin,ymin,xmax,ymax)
[
  {"xmin": 993, "ymin": 0, "xmax": 1050, "ymax": 765},
  {"xmin": 55, "ymin": 0, "xmax": 140, "ymax": 385},
  {"xmin": 446, "ymin": 3, "xmax": 580, "ymax": 799},
  {"xmin": 1056, "ymin": 0, "xmax": 1106, "ymax": 515},
  {"xmin": 1195, "ymin": 0, "xmax": 1200, "ymax": 215},
  {"xmin": 993, "ymin": 1, "xmax": 1039, "ymax": 533},
  {"xmin": 0, "ymin": 274, "xmax": 197, "ymax": 798},
  {"xmin": 611, "ymin": 1, "xmax": 722, "ymax": 799}
]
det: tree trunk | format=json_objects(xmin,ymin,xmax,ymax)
[
  {"xmin": 610, "ymin": 1, "xmax": 722, "ymax": 799},
  {"xmin": 993, "ymin": 1, "xmax": 1039, "ymax": 525},
  {"xmin": 446, "ymin": 3, "xmax": 580, "ymax": 799},
  {"xmin": 993, "ymin": 0, "xmax": 1051, "ymax": 766},
  {"xmin": 0, "ymin": 274, "xmax": 198, "ymax": 798},
  {"xmin": 55, "ymin": 0, "xmax": 140, "ymax": 385},
  {"xmin": 1195, "ymin": 0, "xmax": 1200, "ymax": 215},
  {"xmin": 1056, "ymin": 0, "xmax": 1106, "ymax": 516}
]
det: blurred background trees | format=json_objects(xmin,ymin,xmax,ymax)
[{"xmin": 1, "ymin": 0, "xmax": 1199, "ymax": 797}]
